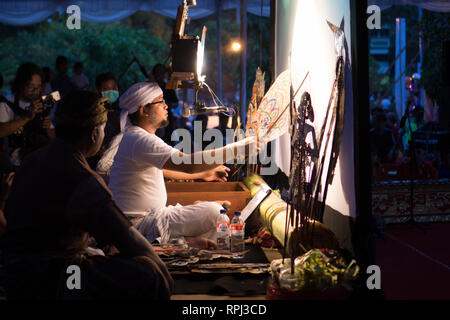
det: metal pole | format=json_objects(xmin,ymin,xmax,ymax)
[
  {"xmin": 216, "ymin": 0, "xmax": 223, "ymax": 102},
  {"xmin": 270, "ymin": 0, "xmax": 276, "ymax": 83},
  {"xmin": 395, "ymin": 18, "xmax": 406, "ymax": 119},
  {"xmin": 418, "ymin": 8, "xmax": 424, "ymax": 106},
  {"xmin": 240, "ymin": 0, "xmax": 247, "ymax": 126}
]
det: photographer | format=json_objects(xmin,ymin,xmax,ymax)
[{"xmin": 0, "ymin": 62, "xmax": 55, "ymax": 167}]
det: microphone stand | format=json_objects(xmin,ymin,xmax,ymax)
[
  {"xmin": 403, "ymin": 108, "xmax": 426, "ymax": 231},
  {"xmin": 118, "ymin": 52, "xmax": 150, "ymax": 84}
]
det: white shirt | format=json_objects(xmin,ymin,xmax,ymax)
[
  {"xmin": 71, "ymin": 73, "xmax": 89, "ymax": 90},
  {"xmin": 0, "ymin": 97, "xmax": 54, "ymax": 166},
  {"xmin": 109, "ymin": 126, "xmax": 178, "ymax": 217},
  {"xmin": 0, "ymin": 97, "xmax": 30, "ymax": 123},
  {"xmin": 0, "ymin": 97, "xmax": 55, "ymax": 128}
]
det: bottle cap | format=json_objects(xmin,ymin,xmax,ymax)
[
  {"xmin": 220, "ymin": 209, "xmax": 227, "ymax": 214},
  {"xmin": 234, "ymin": 211, "xmax": 241, "ymax": 216}
]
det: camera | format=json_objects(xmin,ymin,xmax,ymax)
[{"xmin": 40, "ymin": 91, "xmax": 60, "ymax": 117}]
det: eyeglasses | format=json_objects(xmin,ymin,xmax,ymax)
[
  {"xmin": 146, "ymin": 99, "xmax": 166, "ymax": 106},
  {"xmin": 25, "ymin": 84, "xmax": 41, "ymax": 92},
  {"xmin": 145, "ymin": 100, "xmax": 166, "ymax": 107}
]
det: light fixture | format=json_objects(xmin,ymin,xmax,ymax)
[
  {"xmin": 231, "ymin": 41, "xmax": 242, "ymax": 52},
  {"xmin": 171, "ymin": 30, "xmax": 206, "ymax": 84},
  {"xmin": 167, "ymin": 0, "xmax": 206, "ymax": 89}
]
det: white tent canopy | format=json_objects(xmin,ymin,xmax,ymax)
[
  {"xmin": 368, "ymin": 0, "xmax": 450, "ymax": 12},
  {"xmin": 0, "ymin": 0, "xmax": 270, "ymax": 26}
]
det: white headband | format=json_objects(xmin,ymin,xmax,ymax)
[{"xmin": 119, "ymin": 82, "xmax": 163, "ymax": 132}]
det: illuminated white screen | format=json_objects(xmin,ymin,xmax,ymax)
[{"xmin": 275, "ymin": 0, "xmax": 355, "ymax": 218}]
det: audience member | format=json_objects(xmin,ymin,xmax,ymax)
[
  {"xmin": 370, "ymin": 106, "xmax": 383, "ymax": 128},
  {"xmin": 214, "ymin": 111, "xmax": 231, "ymax": 147},
  {"xmin": 387, "ymin": 112, "xmax": 402, "ymax": 152},
  {"xmin": 0, "ymin": 171, "xmax": 14, "ymax": 237},
  {"xmin": 397, "ymin": 146, "xmax": 438, "ymax": 180},
  {"xmin": 371, "ymin": 145, "xmax": 388, "ymax": 182},
  {"xmin": 151, "ymin": 63, "xmax": 179, "ymax": 145},
  {"xmin": 51, "ymin": 55, "xmax": 72, "ymax": 98},
  {"xmin": 400, "ymin": 104, "xmax": 425, "ymax": 151},
  {"xmin": 41, "ymin": 66, "xmax": 54, "ymax": 95},
  {"xmin": 0, "ymin": 72, "xmax": 3, "ymax": 97},
  {"xmin": 433, "ymin": 149, "xmax": 450, "ymax": 179},
  {"xmin": 88, "ymin": 72, "xmax": 121, "ymax": 169},
  {"xmin": 370, "ymin": 111, "xmax": 396, "ymax": 163},
  {"xmin": 71, "ymin": 62, "xmax": 89, "ymax": 90},
  {"xmin": 1, "ymin": 90, "xmax": 173, "ymax": 299}
]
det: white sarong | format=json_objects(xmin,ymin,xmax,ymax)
[{"xmin": 134, "ymin": 202, "xmax": 222, "ymax": 244}]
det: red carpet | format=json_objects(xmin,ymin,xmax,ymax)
[{"xmin": 375, "ymin": 222, "xmax": 450, "ymax": 300}]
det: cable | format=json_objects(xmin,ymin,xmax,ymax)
[{"xmin": 203, "ymin": 82, "xmax": 235, "ymax": 117}]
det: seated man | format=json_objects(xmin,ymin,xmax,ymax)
[
  {"xmin": 1, "ymin": 90, "xmax": 173, "ymax": 300},
  {"xmin": 108, "ymin": 82, "xmax": 259, "ymax": 245}
]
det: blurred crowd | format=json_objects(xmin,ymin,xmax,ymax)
[{"xmin": 370, "ymin": 100, "xmax": 450, "ymax": 182}]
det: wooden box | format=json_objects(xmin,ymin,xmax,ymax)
[{"xmin": 166, "ymin": 181, "xmax": 252, "ymax": 217}]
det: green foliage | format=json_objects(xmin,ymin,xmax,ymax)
[
  {"xmin": 368, "ymin": 6, "xmax": 420, "ymax": 105},
  {"xmin": 420, "ymin": 10, "xmax": 450, "ymax": 101},
  {"xmin": 381, "ymin": 5, "xmax": 420, "ymax": 64},
  {"xmin": 0, "ymin": 9, "xmax": 270, "ymax": 110},
  {"xmin": 368, "ymin": 6, "xmax": 449, "ymax": 104},
  {"xmin": 188, "ymin": 18, "xmax": 240, "ymax": 103},
  {"xmin": 369, "ymin": 56, "xmax": 392, "ymax": 107},
  {"xmin": 0, "ymin": 12, "xmax": 169, "ymax": 95},
  {"xmin": 187, "ymin": 12, "xmax": 270, "ymax": 108},
  {"xmin": 246, "ymin": 13, "xmax": 271, "ymax": 104}
]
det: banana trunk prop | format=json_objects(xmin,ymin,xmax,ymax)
[{"xmin": 243, "ymin": 174, "xmax": 340, "ymax": 255}]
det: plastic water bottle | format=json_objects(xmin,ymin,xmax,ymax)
[
  {"xmin": 216, "ymin": 209, "xmax": 230, "ymax": 250},
  {"xmin": 230, "ymin": 211, "xmax": 245, "ymax": 257}
]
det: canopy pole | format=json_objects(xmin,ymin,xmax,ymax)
[
  {"xmin": 216, "ymin": 0, "xmax": 223, "ymax": 102},
  {"xmin": 240, "ymin": 0, "xmax": 247, "ymax": 126}
]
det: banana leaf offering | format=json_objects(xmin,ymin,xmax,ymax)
[{"xmin": 270, "ymin": 249, "xmax": 359, "ymax": 291}]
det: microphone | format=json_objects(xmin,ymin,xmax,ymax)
[{"xmin": 182, "ymin": 103, "xmax": 232, "ymax": 118}]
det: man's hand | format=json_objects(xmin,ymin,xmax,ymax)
[
  {"xmin": 201, "ymin": 165, "xmax": 230, "ymax": 182},
  {"xmin": 41, "ymin": 115, "xmax": 52, "ymax": 129},
  {"xmin": 0, "ymin": 172, "xmax": 15, "ymax": 210},
  {"xmin": 26, "ymin": 100, "xmax": 43, "ymax": 120},
  {"xmin": 185, "ymin": 237, "xmax": 216, "ymax": 250}
]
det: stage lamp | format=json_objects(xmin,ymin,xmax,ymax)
[
  {"xmin": 166, "ymin": 0, "xmax": 206, "ymax": 90},
  {"xmin": 171, "ymin": 33, "xmax": 206, "ymax": 84},
  {"xmin": 231, "ymin": 41, "xmax": 242, "ymax": 52}
]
